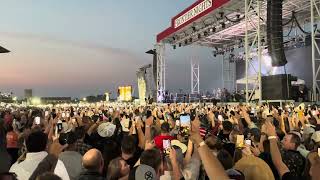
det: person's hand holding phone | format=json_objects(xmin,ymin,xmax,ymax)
[
  {"xmin": 145, "ymin": 140, "xmax": 155, "ymax": 150},
  {"xmin": 169, "ymin": 147, "xmax": 177, "ymax": 164},
  {"xmin": 145, "ymin": 116, "xmax": 153, "ymax": 127},
  {"xmin": 34, "ymin": 117, "xmax": 41, "ymax": 125},
  {"xmin": 265, "ymin": 121, "xmax": 277, "ymax": 137},
  {"xmin": 242, "ymin": 144, "xmax": 253, "ymax": 156},
  {"xmin": 189, "ymin": 116, "xmax": 202, "ymax": 146},
  {"xmin": 163, "ymin": 139, "xmax": 171, "ymax": 155},
  {"xmin": 250, "ymin": 144, "xmax": 261, "ymax": 156},
  {"xmin": 236, "ymin": 135, "xmax": 244, "ymax": 148},
  {"xmin": 49, "ymin": 138, "xmax": 68, "ymax": 158}
]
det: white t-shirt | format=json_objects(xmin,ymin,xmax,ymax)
[{"xmin": 10, "ymin": 151, "xmax": 70, "ymax": 180}]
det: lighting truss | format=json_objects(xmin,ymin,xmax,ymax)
[
  {"xmin": 191, "ymin": 58, "xmax": 200, "ymax": 94},
  {"xmin": 160, "ymin": 0, "xmax": 320, "ymax": 103}
]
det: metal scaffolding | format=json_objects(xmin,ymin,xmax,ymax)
[
  {"xmin": 191, "ymin": 59, "xmax": 200, "ymax": 94},
  {"xmin": 155, "ymin": 43, "xmax": 166, "ymax": 102},
  {"xmin": 157, "ymin": 0, "xmax": 320, "ymax": 103},
  {"xmin": 311, "ymin": 0, "xmax": 320, "ymax": 101},
  {"xmin": 245, "ymin": 0, "xmax": 263, "ymax": 103},
  {"xmin": 222, "ymin": 52, "xmax": 236, "ymax": 93}
]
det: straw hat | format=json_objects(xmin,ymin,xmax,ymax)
[{"xmin": 234, "ymin": 156, "xmax": 275, "ymax": 180}]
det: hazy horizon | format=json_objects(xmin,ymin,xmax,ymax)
[{"xmin": 1, "ymin": 0, "xmax": 224, "ymax": 98}]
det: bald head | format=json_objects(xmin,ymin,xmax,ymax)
[{"xmin": 82, "ymin": 149, "xmax": 103, "ymax": 172}]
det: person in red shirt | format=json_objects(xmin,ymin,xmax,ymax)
[
  {"xmin": 6, "ymin": 124, "xmax": 19, "ymax": 164},
  {"xmin": 154, "ymin": 122, "xmax": 175, "ymax": 151}
]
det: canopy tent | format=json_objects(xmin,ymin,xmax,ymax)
[
  {"xmin": 0, "ymin": 46, "xmax": 10, "ymax": 53},
  {"xmin": 236, "ymin": 76, "xmax": 258, "ymax": 85},
  {"xmin": 292, "ymin": 79, "xmax": 305, "ymax": 85}
]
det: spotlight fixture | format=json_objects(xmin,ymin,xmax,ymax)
[
  {"xmin": 221, "ymin": 22, "xmax": 226, "ymax": 29},
  {"xmin": 210, "ymin": 27, "xmax": 216, "ymax": 33},
  {"xmin": 213, "ymin": 51, "xmax": 217, "ymax": 57},
  {"xmin": 219, "ymin": 12, "xmax": 224, "ymax": 18}
]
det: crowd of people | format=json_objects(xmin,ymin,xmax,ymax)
[{"xmin": 0, "ymin": 102, "xmax": 320, "ymax": 180}]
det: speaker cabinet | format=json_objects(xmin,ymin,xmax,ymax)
[{"xmin": 262, "ymin": 74, "xmax": 296, "ymax": 100}]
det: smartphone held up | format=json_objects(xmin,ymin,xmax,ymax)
[
  {"xmin": 34, "ymin": 117, "xmax": 41, "ymax": 125},
  {"xmin": 163, "ymin": 139, "xmax": 171, "ymax": 155},
  {"xmin": 179, "ymin": 114, "xmax": 191, "ymax": 137}
]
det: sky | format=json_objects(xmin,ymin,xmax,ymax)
[{"xmin": 0, "ymin": 0, "xmax": 224, "ymax": 98}]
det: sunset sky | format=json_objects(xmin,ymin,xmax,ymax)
[{"xmin": 0, "ymin": 0, "xmax": 223, "ymax": 98}]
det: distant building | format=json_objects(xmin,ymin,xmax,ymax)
[
  {"xmin": 24, "ymin": 89, "xmax": 32, "ymax": 99},
  {"xmin": 40, "ymin": 97, "xmax": 72, "ymax": 104},
  {"xmin": 24, "ymin": 89, "xmax": 33, "ymax": 104},
  {"xmin": 85, "ymin": 94, "xmax": 106, "ymax": 103}
]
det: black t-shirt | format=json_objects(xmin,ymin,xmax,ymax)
[
  {"xmin": 124, "ymin": 147, "xmax": 144, "ymax": 169},
  {"xmin": 217, "ymin": 131, "xmax": 230, "ymax": 143},
  {"xmin": 282, "ymin": 172, "xmax": 301, "ymax": 180},
  {"xmin": 84, "ymin": 133, "xmax": 102, "ymax": 147},
  {"xmin": 282, "ymin": 150, "xmax": 305, "ymax": 177},
  {"xmin": 222, "ymin": 143, "xmax": 235, "ymax": 158},
  {"xmin": 84, "ymin": 133, "xmax": 113, "ymax": 153},
  {"xmin": 259, "ymin": 152, "xmax": 280, "ymax": 180}
]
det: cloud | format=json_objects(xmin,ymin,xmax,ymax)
[{"xmin": 0, "ymin": 31, "xmax": 138, "ymax": 56}]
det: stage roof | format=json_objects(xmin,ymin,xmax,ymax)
[
  {"xmin": 0, "ymin": 46, "xmax": 10, "ymax": 53},
  {"xmin": 157, "ymin": 0, "xmax": 320, "ymax": 48}
]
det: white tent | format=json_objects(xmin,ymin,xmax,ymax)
[{"xmin": 291, "ymin": 79, "xmax": 305, "ymax": 85}]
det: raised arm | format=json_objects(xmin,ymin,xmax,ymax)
[
  {"xmin": 265, "ymin": 121, "xmax": 290, "ymax": 177},
  {"xmin": 190, "ymin": 117, "xmax": 229, "ymax": 180},
  {"xmin": 183, "ymin": 140, "xmax": 193, "ymax": 166},
  {"xmin": 169, "ymin": 148, "xmax": 183, "ymax": 180},
  {"xmin": 135, "ymin": 118, "xmax": 145, "ymax": 149},
  {"xmin": 87, "ymin": 119, "xmax": 100, "ymax": 136},
  {"xmin": 144, "ymin": 116, "xmax": 153, "ymax": 142}
]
